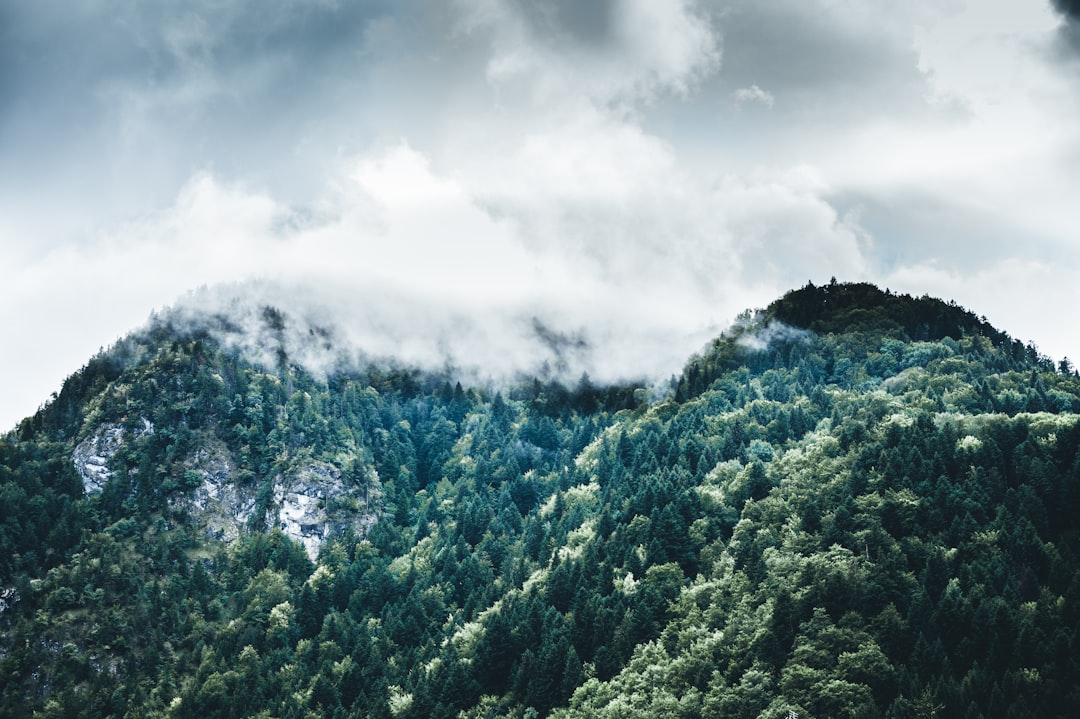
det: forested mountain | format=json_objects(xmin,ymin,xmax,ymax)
[{"xmin": 2, "ymin": 281, "xmax": 1078, "ymax": 719}]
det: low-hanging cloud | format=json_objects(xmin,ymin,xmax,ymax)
[
  {"xmin": 90, "ymin": 141, "xmax": 754, "ymax": 388},
  {"xmin": 160, "ymin": 281, "xmax": 609, "ymax": 389}
]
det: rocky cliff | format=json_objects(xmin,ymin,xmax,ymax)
[{"xmin": 73, "ymin": 421, "xmax": 380, "ymax": 559}]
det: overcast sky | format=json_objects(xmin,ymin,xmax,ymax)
[{"xmin": 3, "ymin": 0, "xmax": 1080, "ymax": 429}]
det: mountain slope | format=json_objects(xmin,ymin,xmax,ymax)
[{"xmin": 1, "ymin": 282, "xmax": 1078, "ymax": 719}]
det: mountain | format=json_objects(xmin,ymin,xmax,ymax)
[{"xmin": 1, "ymin": 282, "xmax": 1078, "ymax": 719}]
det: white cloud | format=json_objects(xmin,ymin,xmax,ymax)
[
  {"xmin": 458, "ymin": 0, "xmax": 719, "ymax": 107},
  {"xmin": 732, "ymin": 84, "xmax": 774, "ymax": 108}
]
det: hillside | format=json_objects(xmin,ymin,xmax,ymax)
[{"xmin": 1, "ymin": 282, "xmax": 1078, "ymax": 719}]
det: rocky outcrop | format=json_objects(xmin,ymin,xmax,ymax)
[
  {"xmin": 275, "ymin": 461, "xmax": 381, "ymax": 559},
  {"xmin": 0, "ymin": 587, "xmax": 18, "ymax": 619},
  {"xmin": 182, "ymin": 440, "xmax": 259, "ymax": 543},
  {"xmin": 170, "ymin": 443, "xmax": 380, "ymax": 558},
  {"xmin": 75, "ymin": 419, "xmax": 379, "ymax": 558},
  {"xmin": 72, "ymin": 419, "xmax": 153, "ymax": 494}
]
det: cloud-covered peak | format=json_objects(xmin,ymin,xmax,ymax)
[{"xmin": 156, "ymin": 278, "xmax": 698, "ymax": 392}]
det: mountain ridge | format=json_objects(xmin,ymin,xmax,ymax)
[{"xmin": 2, "ymin": 282, "xmax": 1078, "ymax": 719}]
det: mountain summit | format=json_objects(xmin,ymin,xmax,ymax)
[{"xmin": 2, "ymin": 282, "xmax": 1078, "ymax": 719}]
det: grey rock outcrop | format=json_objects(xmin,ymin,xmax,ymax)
[
  {"xmin": 178, "ymin": 455, "xmax": 380, "ymax": 559},
  {"xmin": 275, "ymin": 461, "xmax": 381, "ymax": 559},
  {"xmin": 182, "ymin": 440, "xmax": 259, "ymax": 542},
  {"xmin": 74, "ymin": 419, "xmax": 380, "ymax": 558},
  {"xmin": 72, "ymin": 419, "xmax": 153, "ymax": 494}
]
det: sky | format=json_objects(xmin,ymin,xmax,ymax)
[{"xmin": 2, "ymin": 0, "xmax": 1080, "ymax": 430}]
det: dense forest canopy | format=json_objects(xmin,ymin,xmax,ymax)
[{"xmin": 1, "ymin": 282, "xmax": 1078, "ymax": 719}]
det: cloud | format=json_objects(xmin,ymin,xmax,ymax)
[
  {"xmin": 732, "ymin": 84, "xmax": 774, "ymax": 108},
  {"xmin": 1050, "ymin": 0, "xmax": 1080, "ymax": 55},
  {"xmin": 3, "ymin": 1, "xmax": 1080, "ymax": 430},
  {"xmin": 884, "ymin": 258, "xmax": 1080, "ymax": 363},
  {"xmin": 0, "ymin": 121, "xmax": 872, "ymax": 428},
  {"xmin": 711, "ymin": 0, "xmax": 947, "ymax": 124},
  {"xmin": 458, "ymin": 0, "xmax": 720, "ymax": 107},
  {"xmin": 735, "ymin": 320, "xmax": 811, "ymax": 353},
  {"xmin": 1051, "ymin": 0, "xmax": 1080, "ymax": 22}
]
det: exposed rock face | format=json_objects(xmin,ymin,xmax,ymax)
[
  {"xmin": 0, "ymin": 587, "xmax": 18, "ymax": 618},
  {"xmin": 275, "ymin": 461, "xmax": 381, "ymax": 559},
  {"xmin": 72, "ymin": 419, "xmax": 153, "ymax": 494},
  {"xmin": 180, "ymin": 456, "xmax": 380, "ymax": 559},
  {"xmin": 183, "ymin": 440, "xmax": 258, "ymax": 543},
  {"xmin": 75, "ymin": 420, "xmax": 379, "ymax": 558}
]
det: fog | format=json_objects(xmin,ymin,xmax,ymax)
[{"xmin": 160, "ymin": 279, "xmax": 714, "ymax": 390}]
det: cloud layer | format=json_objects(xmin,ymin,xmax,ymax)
[{"xmin": 3, "ymin": 0, "xmax": 1080, "ymax": 429}]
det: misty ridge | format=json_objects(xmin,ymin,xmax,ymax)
[
  {"xmin": 5, "ymin": 2, "xmax": 1080, "ymax": 714},
  {"xmin": 137, "ymin": 279, "xmax": 747, "ymax": 396},
  {"xmin": 72, "ymin": 279, "xmax": 1062, "ymax": 414},
  {"xmin": 6, "ymin": 278, "xmax": 1080, "ymax": 719}
]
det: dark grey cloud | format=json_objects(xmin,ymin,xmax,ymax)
[
  {"xmin": 0, "ymin": 0, "xmax": 399, "ymax": 93},
  {"xmin": 514, "ymin": 0, "xmax": 617, "ymax": 46},
  {"xmin": 1048, "ymin": 0, "xmax": 1080, "ymax": 56},
  {"xmin": 1051, "ymin": 0, "xmax": 1080, "ymax": 21},
  {"xmin": 706, "ymin": 1, "xmax": 946, "ymax": 122},
  {"xmin": 0, "ymin": 0, "xmax": 462, "ymax": 248}
]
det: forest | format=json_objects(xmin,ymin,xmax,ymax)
[{"xmin": 1, "ymin": 281, "xmax": 1078, "ymax": 718}]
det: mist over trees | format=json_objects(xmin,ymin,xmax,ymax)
[{"xmin": 1, "ymin": 282, "xmax": 1078, "ymax": 718}]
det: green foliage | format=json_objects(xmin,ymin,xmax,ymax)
[{"xmin": 2, "ymin": 286, "xmax": 1080, "ymax": 718}]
